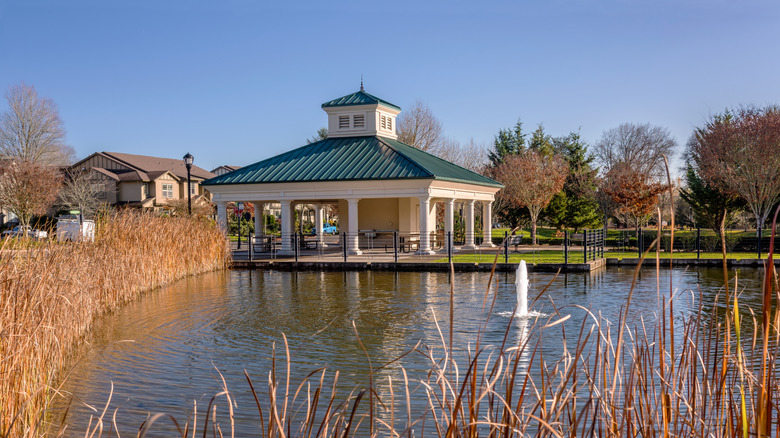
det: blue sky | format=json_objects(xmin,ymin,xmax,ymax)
[{"xmin": 1, "ymin": 0, "xmax": 778, "ymax": 172}]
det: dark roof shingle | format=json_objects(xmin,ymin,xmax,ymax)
[{"xmin": 100, "ymin": 152, "xmax": 214, "ymax": 180}]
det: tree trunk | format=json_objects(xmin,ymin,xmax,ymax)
[
  {"xmin": 529, "ymin": 208, "xmax": 539, "ymax": 246},
  {"xmin": 720, "ymin": 208, "xmax": 728, "ymax": 295},
  {"xmin": 756, "ymin": 212, "xmax": 765, "ymax": 259}
]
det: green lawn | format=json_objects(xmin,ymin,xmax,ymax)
[
  {"xmin": 491, "ymin": 226, "xmax": 759, "ymax": 240},
  {"xmin": 434, "ymin": 250, "xmax": 764, "ymax": 264}
]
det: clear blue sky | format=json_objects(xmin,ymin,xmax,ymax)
[{"xmin": 1, "ymin": 0, "xmax": 778, "ymax": 172}]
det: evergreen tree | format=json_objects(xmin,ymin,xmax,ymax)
[
  {"xmin": 487, "ymin": 119, "xmax": 526, "ymax": 167},
  {"xmin": 528, "ymin": 124, "xmax": 554, "ymax": 156},
  {"xmin": 543, "ymin": 132, "xmax": 601, "ymax": 231},
  {"xmin": 679, "ymin": 162, "xmax": 744, "ymax": 244},
  {"xmin": 488, "ymin": 119, "xmax": 529, "ymax": 229}
]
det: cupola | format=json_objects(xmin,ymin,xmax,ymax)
[{"xmin": 321, "ymin": 87, "xmax": 401, "ymax": 139}]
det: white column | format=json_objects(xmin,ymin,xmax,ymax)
[
  {"xmin": 481, "ymin": 201, "xmax": 495, "ymax": 247},
  {"xmin": 216, "ymin": 201, "xmax": 228, "ymax": 233},
  {"xmin": 347, "ymin": 198, "xmax": 362, "ymax": 255},
  {"xmin": 314, "ymin": 203, "xmax": 325, "ymax": 246},
  {"xmin": 254, "ymin": 202, "xmax": 264, "ymax": 237},
  {"xmin": 416, "ymin": 196, "xmax": 434, "ymax": 255},
  {"xmin": 463, "ymin": 200, "xmax": 477, "ymax": 249},
  {"xmin": 279, "ymin": 200, "xmax": 294, "ymax": 254},
  {"xmin": 443, "ymin": 198, "xmax": 455, "ymax": 253}
]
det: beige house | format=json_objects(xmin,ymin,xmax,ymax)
[
  {"xmin": 211, "ymin": 165, "xmax": 241, "ymax": 176},
  {"xmin": 71, "ymin": 152, "xmax": 215, "ymax": 210},
  {"xmin": 203, "ymin": 89, "xmax": 502, "ymax": 255}
]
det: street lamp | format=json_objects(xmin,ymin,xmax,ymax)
[{"xmin": 183, "ymin": 152, "xmax": 194, "ymax": 215}]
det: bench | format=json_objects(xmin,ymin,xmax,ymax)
[
  {"xmin": 253, "ymin": 236, "xmax": 275, "ymax": 253},
  {"xmin": 302, "ymin": 239, "xmax": 318, "ymax": 250},
  {"xmin": 508, "ymin": 234, "xmax": 523, "ymax": 252}
]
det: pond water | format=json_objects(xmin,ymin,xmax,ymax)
[{"xmin": 54, "ymin": 266, "xmax": 767, "ymax": 436}]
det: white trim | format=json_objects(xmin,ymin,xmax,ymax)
[{"xmin": 208, "ymin": 179, "xmax": 498, "ymax": 203}]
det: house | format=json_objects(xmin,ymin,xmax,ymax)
[
  {"xmin": 70, "ymin": 152, "xmax": 216, "ymax": 210},
  {"xmin": 203, "ymin": 88, "xmax": 502, "ymax": 255},
  {"xmin": 211, "ymin": 165, "xmax": 241, "ymax": 176}
]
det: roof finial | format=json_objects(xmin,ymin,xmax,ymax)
[{"xmin": 360, "ymin": 75, "xmax": 364, "ymax": 92}]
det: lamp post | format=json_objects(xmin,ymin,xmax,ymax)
[{"xmin": 183, "ymin": 153, "xmax": 194, "ymax": 215}]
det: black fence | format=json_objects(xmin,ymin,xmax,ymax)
[
  {"xmin": 233, "ymin": 228, "xmax": 608, "ymax": 264},
  {"xmin": 606, "ymin": 228, "xmax": 780, "ymax": 259}
]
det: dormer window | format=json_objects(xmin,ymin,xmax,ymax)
[
  {"xmin": 353, "ymin": 114, "xmax": 365, "ymax": 128},
  {"xmin": 339, "ymin": 116, "xmax": 350, "ymax": 129}
]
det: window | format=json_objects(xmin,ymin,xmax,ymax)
[
  {"xmin": 339, "ymin": 115, "xmax": 350, "ymax": 129},
  {"xmin": 353, "ymin": 114, "xmax": 365, "ymax": 128},
  {"xmin": 190, "ymin": 182, "xmax": 197, "ymax": 195},
  {"xmin": 162, "ymin": 183, "xmax": 174, "ymax": 198}
]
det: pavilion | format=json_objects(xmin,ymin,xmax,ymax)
[{"xmin": 202, "ymin": 88, "xmax": 503, "ymax": 255}]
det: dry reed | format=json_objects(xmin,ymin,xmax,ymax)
[
  {"xmin": 66, "ymin": 208, "xmax": 780, "ymax": 437},
  {"xmin": 17, "ymin": 207, "xmax": 780, "ymax": 435},
  {"xmin": 0, "ymin": 211, "xmax": 230, "ymax": 437}
]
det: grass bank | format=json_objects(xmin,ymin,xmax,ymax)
[
  {"xmin": 0, "ymin": 211, "xmax": 230, "ymax": 437},
  {"xmin": 437, "ymin": 250, "xmax": 765, "ymax": 263}
]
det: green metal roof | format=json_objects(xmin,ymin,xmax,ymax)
[
  {"xmin": 202, "ymin": 136, "xmax": 502, "ymax": 188},
  {"xmin": 321, "ymin": 90, "xmax": 401, "ymax": 111}
]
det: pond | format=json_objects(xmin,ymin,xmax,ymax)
[{"xmin": 54, "ymin": 266, "xmax": 767, "ymax": 436}]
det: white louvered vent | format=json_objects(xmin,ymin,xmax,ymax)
[
  {"xmin": 339, "ymin": 116, "xmax": 350, "ymax": 129},
  {"xmin": 353, "ymin": 114, "xmax": 365, "ymax": 128}
]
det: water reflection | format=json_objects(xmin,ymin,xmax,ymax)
[{"xmin": 55, "ymin": 267, "xmax": 768, "ymax": 436}]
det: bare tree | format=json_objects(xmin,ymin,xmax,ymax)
[
  {"xmin": 0, "ymin": 160, "xmax": 62, "ymax": 228},
  {"xmin": 307, "ymin": 127, "xmax": 328, "ymax": 144},
  {"xmin": 593, "ymin": 123, "xmax": 677, "ymax": 180},
  {"xmin": 58, "ymin": 169, "xmax": 109, "ymax": 219},
  {"xmin": 689, "ymin": 106, "xmax": 780, "ymax": 232},
  {"xmin": 493, "ymin": 151, "xmax": 568, "ymax": 244},
  {"xmin": 397, "ymin": 100, "xmax": 443, "ymax": 153},
  {"xmin": 594, "ymin": 177, "xmax": 618, "ymax": 227},
  {"xmin": 436, "ymin": 138, "xmax": 488, "ymax": 173},
  {"xmin": 0, "ymin": 83, "xmax": 74, "ymax": 166}
]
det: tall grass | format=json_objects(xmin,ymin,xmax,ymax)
[
  {"xmin": 0, "ymin": 211, "xmax": 230, "ymax": 437},
  {"xmin": 58, "ymin": 206, "xmax": 780, "ymax": 437}
]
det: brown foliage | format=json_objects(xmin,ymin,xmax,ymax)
[
  {"xmin": 690, "ymin": 106, "xmax": 780, "ymax": 229},
  {"xmin": 0, "ymin": 160, "xmax": 62, "ymax": 228},
  {"xmin": 601, "ymin": 162, "xmax": 667, "ymax": 227},
  {"xmin": 493, "ymin": 151, "xmax": 567, "ymax": 243}
]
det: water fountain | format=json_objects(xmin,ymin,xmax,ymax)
[{"xmin": 515, "ymin": 260, "xmax": 529, "ymax": 317}]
